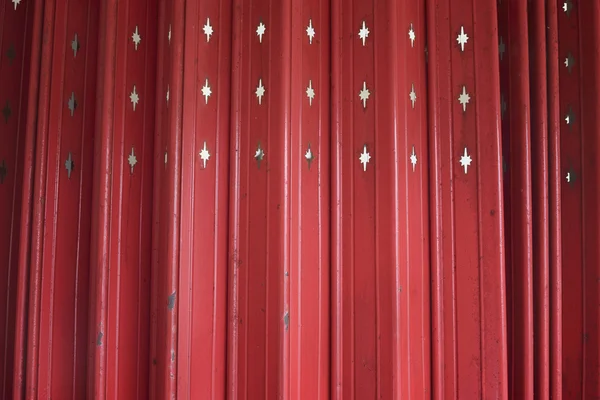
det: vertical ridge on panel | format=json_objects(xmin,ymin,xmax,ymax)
[
  {"xmin": 403, "ymin": 0, "xmax": 431, "ymax": 397},
  {"xmin": 388, "ymin": 2, "xmax": 405, "ymax": 396},
  {"xmin": 425, "ymin": 0, "xmax": 457, "ymax": 396},
  {"xmin": 13, "ymin": 0, "xmax": 44, "ymax": 397},
  {"xmin": 577, "ymin": 2, "xmax": 600, "ymax": 396},
  {"xmin": 149, "ymin": 0, "xmax": 171, "ymax": 398},
  {"xmin": 289, "ymin": 0, "xmax": 330, "ymax": 398},
  {"xmin": 500, "ymin": 0, "xmax": 534, "ymax": 397},
  {"xmin": 427, "ymin": 0, "xmax": 508, "ymax": 398},
  {"xmin": 88, "ymin": 0, "xmax": 118, "ymax": 397},
  {"xmin": 331, "ymin": 0, "xmax": 377, "ymax": 397},
  {"xmin": 544, "ymin": 0, "xmax": 563, "ymax": 397},
  {"xmin": 471, "ymin": 2, "xmax": 507, "ymax": 397},
  {"xmin": 177, "ymin": 0, "xmax": 232, "ymax": 398},
  {"xmin": 34, "ymin": 0, "xmax": 99, "ymax": 398},
  {"xmin": 332, "ymin": 0, "xmax": 428, "ymax": 398},
  {"xmin": 557, "ymin": 0, "xmax": 583, "ymax": 396},
  {"xmin": 156, "ymin": 0, "xmax": 185, "ymax": 396},
  {"xmin": 22, "ymin": 0, "xmax": 57, "ymax": 397},
  {"xmin": 372, "ymin": 1, "xmax": 396, "ymax": 399},
  {"xmin": 228, "ymin": 0, "xmax": 288, "ymax": 397},
  {"xmin": 0, "ymin": 1, "xmax": 33, "ymax": 398},
  {"xmin": 528, "ymin": 0, "xmax": 553, "ymax": 397},
  {"xmin": 90, "ymin": 0, "xmax": 158, "ymax": 398}
]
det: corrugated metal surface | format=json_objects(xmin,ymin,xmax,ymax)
[
  {"xmin": 1, "ymin": 0, "xmax": 600, "ymax": 398},
  {"xmin": 0, "ymin": 2, "xmax": 33, "ymax": 398}
]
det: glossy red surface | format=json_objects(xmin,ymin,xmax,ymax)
[{"xmin": 2, "ymin": 0, "xmax": 600, "ymax": 399}]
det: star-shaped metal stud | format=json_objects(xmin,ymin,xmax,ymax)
[
  {"xmin": 12, "ymin": 0, "xmax": 20, "ymax": 10},
  {"xmin": 132, "ymin": 26, "xmax": 141, "ymax": 50},
  {"xmin": 256, "ymin": 21, "xmax": 266, "ymax": 43},
  {"xmin": 306, "ymin": 19, "xmax": 315, "ymax": 44},
  {"xmin": 564, "ymin": 53, "xmax": 574, "ymax": 73},
  {"xmin": 255, "ymin": 143, "xmax": 265, "ymax": 168},
  {"xmin": 566, "ymin": 165, "xmax": 576, "ymax": 185},
  {"xmin": 256, "ymin": 79, "xmax": 265, "ymax": 105},
  {"xmin": 201, "ymin": 78, "xmax": 212, "ymax": 104},
  {"xmin": 0, "ymin": 160, "xmax": 7, "ymax": 184},
  {"xmin": 458, "ymin": 86, "xmax": 470, "ymax": 112},
  {"xmin": 168, "ymin": 24, "xmax": 172, "ymax": 44},
  {"xmin": 457, "ymin": 26, "xmax": 469, "ymax": 52},
  {"xmin": 359, "ymin": 81, "xmax": 370, "ymax": 109},
  {"xmin": 564, "ymin": 106, "xmax": 575, "ymax": 128},
  {"xmin": 199, "ymin": 141, "xmax": 210, "ymax": 169},
  {"xmin": 71, "ymin": 34, "xmax": 80, "ymax": 57},
  {"xmin": 408, "ymin": 23, "xmax": 416, "ymax": 47},
  {"xmin": 499, "ymin": 36, "xmax": 506, "ymax": 61},
  {"xmin": 409, "ymin": 84, "xmax": 417, "ymax": 108},
  {"xmin": 305, "ymin": 144, "xmax": 314, "ymax": 169},
  {"xmin": 459, "ymin": 147, "xmax": 472, "ymax": 174},
  {"xmin": 359, "ymin": 145, "xmax": 371, "ymax": 172},
  {"xmin": 501, "ymin": 93, "xmax": 507, "ymax": 120},
  {"xmin": 358, "ymin": 21, "xmax": 370, "ymax": 46},
  {"xmin": 306, "ymin": 80, "xmax": 315, "ymax": 106},
  {"xmin": 128, "ymin": 147, "xmax": 137, "ymax": 174},
  {"xmin": 65, "ymin": 152, "xmax": 75, "ymax": 179},
  {"xmin": 2, "ymin": 101, "xmax": 11, "ymax": 123},
  {"xmin": 6, "ymin": 44, "xmax": 15, "ymax": 64},
  {"xmin": 563, "ymin": 0, "xmax": 573, "ymax": 16},
  {"xmin": 203, "ymin": 18, "xmax": 214, "ymax": 42},
  {"xmin": 130, "ymin": 85, "xmax": 139, "ymax": 110},
  {"xmin": 410, "ymin": 146, "xmax": 417, "ymax": 172},
  {"xmin": 68, "ymin": 92, "xmax": 77, "ymax": 116}
]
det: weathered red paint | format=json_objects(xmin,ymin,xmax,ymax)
[
  {"xmin": 577, "ymin": 2, "xmax": 600, "ymax": 397},
  {"xmin": 331, "ymin": 1, "xmax": 430, "ymax": 399},
  {"xmin": 498, "ymin": 0, "xmax": 534, "ymax": 397},
  {"xmin": 176, "ymin": 0, "xmax": 231, "ymax": 398},
  {"xmin": 87, "ymin": 0, "xmax": 157, "ymax": 398},
  {"xmin": 427, "ymin": 0, "xmax": 508, "ymax": 398},
  {"xmin": 4, "ymin": 0, "xmax": 600, "ymax": 399},
  {"xmin": 228, "ymin": 0, "xmax": 289, "ymax": 397},
  {"xmin": 0, "ymin": 1, "xmax": 33, "ymax": 398}
]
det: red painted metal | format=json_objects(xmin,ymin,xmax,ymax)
[
  {"xmin": 498, "ymin": 0, "xmax": 534, "ymax": 397},
  {"xmin": 87, "ymin": 0, "xmax": 157, "ymax": 399},
  {"xmin": 0, "ymin": 1, "xmax": 33, "ymax": 398},
  {"xmin": 16, "ymin": 1, "xmax": 100, "ymax": 398},
  {"xmin": 176, "ymin": 0, "xmax": 231, "ymax": 398},
  {"xmin": 4, "ymin": 0, "xmax": 600, "ymax": 398},
  {"xmin": 559, "ymin": 1, "xmax": 584, "ymax": 398},
  {"xmin": 289, "ymin": 0, "xmax": 330, "ymax": 399},
  {"xmin": 427, "ymin": 0, "xmax": 508, "ymax": 399},
  {"xmin": 148, "ymin": 1, "xmax": 171, "ymax": 399},
  {"xmin": 331, "ymin": 1, "xmax": 430, "ymax": 399},
  {"xmin": 228, "ymin": 0, "xmax": 289, "ymax": 397},
  {"xmin": 577, "ymin": 2, "xmax": 600, "ymax": 397}
]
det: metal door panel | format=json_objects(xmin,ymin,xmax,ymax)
[
  {"xmin": 175, "ymin": 0, "xmax": 231, "ymax": 398},
  {"xmin": 0, "ymin": 2, "xmax": 33, "ymax": 398},
  {"xmin": 331, "ymin": 0, "xmax": 430, "ymax": 398},
  {"xmin": 427, "ymin": 0, "xmax": 508, "ymax": 398},
  {"xmin": 29, "ymin": 1, "xmax": 99, "ymax": 398},
  {"xmin": 288, "ymin": 0, "xmax": 330, "ymax": 399},
  {"xmin": 86, "ymin": 1, "xmax": 158, "ymax": 398}
]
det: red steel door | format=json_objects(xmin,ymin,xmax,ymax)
[{"xmin": 1, "ymin": 0, "xmax": 599, "ymax": 399}]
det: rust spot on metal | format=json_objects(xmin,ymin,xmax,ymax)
[
  {"xmin": 283, "ymin": 312, "xmax": 289, "ymax": 331},
  {"xmin": 168, "ymin": 291, "xmax": 176, "ymax": 310}
]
